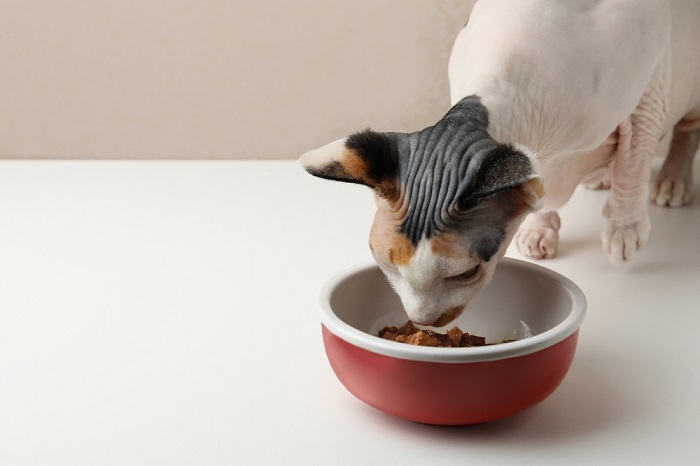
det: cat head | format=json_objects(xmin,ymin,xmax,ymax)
[{"xmin": 300, "ymin": 96, "xmax": 543, "ymax": 326}]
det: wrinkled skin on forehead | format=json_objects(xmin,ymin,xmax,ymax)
[{"xmin": 300, "ymin": 96, "xmax": 544, "ymax": 326}]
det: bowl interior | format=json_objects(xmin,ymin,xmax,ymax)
[{"xmin": 328, "ymin": 258, "xmax": 578, "ymax": 344}]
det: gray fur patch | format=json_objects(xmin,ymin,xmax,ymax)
[{"xmin": 396, "ymin": 95, "xmax": 534, "ymax": 257}]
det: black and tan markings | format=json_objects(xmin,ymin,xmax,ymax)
[{"xmin": 302, "ymin": 95, "xmax": 542, "ymax": 264}]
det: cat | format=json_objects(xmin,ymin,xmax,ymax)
[{"xmin": 300, "ymin": 0, "xmax": 700, "ymax": 326}]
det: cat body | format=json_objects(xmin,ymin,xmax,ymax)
[
  {"xmin": 451, "ymin": 0, "xmax": 700, "ymax": 261},
  {"xmin": 301, "ymin": 0, "xmax": 700, "ymax": 326}
]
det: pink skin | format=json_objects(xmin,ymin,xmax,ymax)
[
  {"xmin": 302, "ymin": 1, "xmax": 700, "ymax": 327},
  {"xmin": 451, "ymin": 1, "xmax": 700, "ymax": 265}
]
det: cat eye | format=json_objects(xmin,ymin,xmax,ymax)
[{"xmin": 447, "ymin": 264, "xmax": 481, "ymax": 284}]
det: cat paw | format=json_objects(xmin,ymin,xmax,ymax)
[
  {"xmin": 515, "ymin": 211, "xmax": 561, "ymax": 259},
  {"xmin": 650, "ymin": 176, "xmax": 694, "ymax": 207},
  {"xmin": 601, "ymin": 216, "xmax": 650, "ymax": 265},
  {"xmin": 514, "ymin": 226, "xmax": 559, "ymax": 259}
]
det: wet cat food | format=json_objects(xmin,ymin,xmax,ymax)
[{"xmin": 378, "ymin": 320, "xmax": 489, "ymax": 347}]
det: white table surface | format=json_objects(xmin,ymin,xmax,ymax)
[{"xmin": 0, "ymin": 160, "xmax": 698, "ymax": 465}]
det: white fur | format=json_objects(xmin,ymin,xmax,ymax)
[
  {"xmin": 298, "ymin": 138, "xmax": 347, "ymax": 171},
  {"xmin": 377, "ymin": 219, "xmax": 523, "ymax": 326},
  {"xmin": 381, "ymin": 241, "xmax": 483, "ymax": 326}
]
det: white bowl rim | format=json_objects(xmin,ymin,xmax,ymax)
[{"xmin": 317, "ymin": 257, "xmax": 587, "ymax": 363}]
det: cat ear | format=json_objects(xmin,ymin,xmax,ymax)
[
  {"xmin": 507, "ymin": 144, "xmax": 544, "ymax": 210},
  {"xmin": 299, "ymin": 129, "xmax": 401, "ymax": 199},
  {"xmin": 518, "ymin": 175, "xmax": 545, "ymax": 210},
  {"xmin": 461, "ymin": 143, "xmax": 544, "ymax": 210}
]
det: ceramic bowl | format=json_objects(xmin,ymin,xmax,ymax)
[{"xmin": 318, "ymin": 257, "xmax": 586, "ymax": 425}]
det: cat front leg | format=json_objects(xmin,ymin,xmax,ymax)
[{"xmin": 602, "ymin": 71, "xmax": 667, "ymax": 265}]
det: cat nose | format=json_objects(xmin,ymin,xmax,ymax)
[
  {"xmin": 432, "ymin": 306, "xmax": 464, "ymax": 327},
  {"xmin": 405, "ymin": 305, "xmax": 464, "ymax": 327},
  {"xmin": 409, "ymin": 316, "xmax": 437, "ymax": 326}
]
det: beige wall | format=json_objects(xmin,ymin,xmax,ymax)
[{"xmin": 0, "ymin": 1, "xmax": 474, "ymax": 160}]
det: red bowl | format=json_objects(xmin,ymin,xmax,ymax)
[{"xmin": 317, "ymin": 258, "xmax": 586, "ymax": 425}]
